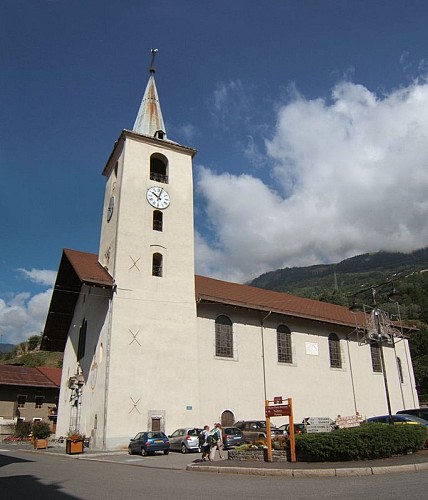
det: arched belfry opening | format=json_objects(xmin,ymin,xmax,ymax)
[{"xmin": 150, "ymin": 153, "xmax": 168, "ymax": 183}]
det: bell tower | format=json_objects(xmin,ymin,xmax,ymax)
[{"xmin": 97, "ymin": 50, "xmax": 200, "ymax": 446}]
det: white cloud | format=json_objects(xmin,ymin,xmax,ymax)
[
  {"xmin": 196, "ymin": 79, "xmax": 428, "ymax": 282},
  {"xmin": 0, "ymin": 288, "xmax": 52, "ymax": 345},
  {"xmin": 17, "ymin": 268, "xmax": 57, "ymax": 286}
]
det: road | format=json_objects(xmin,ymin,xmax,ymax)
[{"xmin": 1, "ymin": 448, "xmax": 428, "ymax": 499}]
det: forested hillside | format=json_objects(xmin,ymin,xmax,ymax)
[{"xmin": 0, "ymin": 334, "xmax": 62, "ymax": 368}]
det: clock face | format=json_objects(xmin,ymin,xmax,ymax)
[
  {"xmin": 107, "ymin": 196, "xmax": 115, "ymax": 222},
  {"xmin": 146, "ymin": 186, "xmax": 170, "ymax": 209}
]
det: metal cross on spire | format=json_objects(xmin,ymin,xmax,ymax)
[{"xmin": 149, "ymin": 48, "xmax": 158, "ymax": 74}]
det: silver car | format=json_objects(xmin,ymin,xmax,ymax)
[{"xmin": 168, "ymin": 427, "xmax": 203, "ymax": 454}]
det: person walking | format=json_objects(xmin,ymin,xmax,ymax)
[
  {"xmin": 200, "ymin": 425, "xmax": 211, "ymax": 461},
  {"xmin": 215, "ymin": 423, "xmax": 224, "ymax": 459},
  {"xmin": 209, "ymin": 423, "xmax": 222, "ymax": 461}
]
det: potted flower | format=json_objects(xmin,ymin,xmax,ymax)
[
  {"xmin": 31, "ymin": 421, "xmax": 51, "ymax": 449},
  {"xmin": 66, "ymin": 431, "xmax": 85, "ymax": 455}
]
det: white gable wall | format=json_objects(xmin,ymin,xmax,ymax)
[{"xmin": 56, "ymin": 285, "xmax": 111, "ymax": 447}]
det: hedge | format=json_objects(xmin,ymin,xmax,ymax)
[{"xmin": 288, "ymin": 423, "xmax": 427, "ymax": 462}]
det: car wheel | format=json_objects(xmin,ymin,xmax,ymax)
[
  {"xmin": 164, "ymin": 450, "xmax": 169, "ymax": 455},
  {"xmin": 128, "ymin": 446, "xmax": 133, "ymax": 455},
  {"xmin": 181, "ymin": 443, "xmax": 188, "ymax": 454},
  {"xmin": 142, "ymin": 448, "xmax": 149, "ymax": 456}
]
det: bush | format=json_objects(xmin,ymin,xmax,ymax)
[
  {"xmin": 14, "ymin": 421, "xmax": 32, "ymax": 439},
  {"xmin": 288, "ymin": 423, "xmax": 427, "ymax": 462},
  {"xmin": 31, "ymin": 421, "xmax": 51, "ymax": 439}
]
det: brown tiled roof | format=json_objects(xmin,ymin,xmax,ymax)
[
  {"xmin": 63, "ymin": 248, "xmax": 113, "ymax": 287},
  {"xmin": 0, "ymin": 365, "xmax": 60, "ymax": 388},
  {"xmin": 36, "ymin": 367, "xmax": 62, "ymax": 386},
  {"xmin": 195, "ymin": 275, "xmax": 363, "ymax": 328},
  {"xmin": 42, "ymin": 249, "xmax": 113, "ymax": 351}
]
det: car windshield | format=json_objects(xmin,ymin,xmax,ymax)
[
  {"xmin": 147, "ymin": 432, "xmax": 165, "ymax": 439},
  {"xmin": 187, "ymin": 429, "xmax": 200, "ymax": 436},
  {"xmin": 399, "ymin": 414, "xmax": 428, "ymax": 425}
]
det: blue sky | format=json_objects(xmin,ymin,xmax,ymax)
[{"xmin": 1, "ymin": 0, "xmax": 428, "ymax": 344}]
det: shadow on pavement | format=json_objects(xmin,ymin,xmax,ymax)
[
  {"xmin": 0, "ymin": 452, "xmax": 34, "ymax": 468},
  {"xmin": 0, "ymin": 475, "xmax": 79, "ymax": 499}
]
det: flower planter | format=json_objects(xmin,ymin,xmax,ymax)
[
  {"xmin": 66, "ymin": 439, "xmax": 84, "ymax": 455},
  {"xmin": 33, "ymin": 438, "xmax": 48, "ymax": 450}
]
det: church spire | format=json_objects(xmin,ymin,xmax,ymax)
[{"xmin": 133, "ymin": 49, "xmax": 167, "ymax": 139}]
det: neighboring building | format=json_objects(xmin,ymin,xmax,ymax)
[
  {"xmin": 42, "ymin": 54, "xmax": 419, "ymax": 450},
  {"xmin": 0, "ymin": 365, "xmax": 61, "ymax": 435}
]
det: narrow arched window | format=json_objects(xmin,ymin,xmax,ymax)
[
  {"xmin": 328, "ymin": 333, "xmax": 342, "ymax": 368},
  {"xmin": 370, "ymin": 341, "xmax": 382, "ymax": 373},
  {"xmin": 152, "ymin": 253, "xmax": 163, "ymax": 277},
  {"xmin": 277, "ymin": 325, "xmax": 292, "ymax": 363},
  {"xmin": 397, "ymin": 356, "xmax": 404, "ymax": 383},
  {"xmin": 150, "ymin": 153, "xmax": 168, "ymax": 184},
  {"xmin": 153, "ymin": 210, "xmax": 163, "ymax": 231},
  {"xmin": 215, "ymin": 315, "xmax": 233, "ymax": 358},
  {"xmin": 77, "ymin": 318, "xmax": 87, "ymax": 361}
]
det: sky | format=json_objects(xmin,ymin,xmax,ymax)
[{"xmin": 1, "ymin": 0, "xmax": 428, "ymax": 345}]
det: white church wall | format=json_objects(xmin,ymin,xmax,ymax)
[
  {"xmin": 195, "ymin": 305, "xmax": 419, "ymax": 428},
  {"xmin": 100, "ymin": 295, "xmax": 200, "ymax": 449},
  {"xmin": 55, "ymin": 285, "xmax": 111, "ymax": 447}
]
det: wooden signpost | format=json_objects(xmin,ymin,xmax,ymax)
[{"xmin": 265, "ymin": 396, "xmax": 296, "ymax": 463}]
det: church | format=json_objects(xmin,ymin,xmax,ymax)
[{"xmin": 42, "ymin": 53, "xmax": 419, "ymax": 450}]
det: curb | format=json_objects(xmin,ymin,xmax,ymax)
[{"xmin": 186, "ymin": 461, "xmax": 428, "ymax": 477}]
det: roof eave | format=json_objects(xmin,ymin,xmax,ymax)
[{"xmin": 197, "ymin": 295, "xmax": 358, "ymax": 329}]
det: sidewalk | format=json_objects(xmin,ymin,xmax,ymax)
[{"xmin": 187, "ymin": 449, "xmax": 428, "ymax": 477}]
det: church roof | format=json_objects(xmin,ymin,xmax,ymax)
[
  {"xmin": 42, "ymin": 249, "xmax": 369, "ymax": 351},
  {"xmin": 195, "ymin": 275, "xmax": 363, "ymax": 328},
  {"xmin": 62, "ymin": 248, "xmax": 113, "ymax": 287},
  {"xmin": 42, "ymin": 249, "xmax": 113, "ymax": 351}
]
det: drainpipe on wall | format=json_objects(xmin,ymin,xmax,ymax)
[
  {"xmin": 346, "ymin": 333, "xmax": 358, "ymax": 415},
  {"xmin": 396, "ymin": 302, "xmax": 416, "ymax": 408},
  {"xmin": 103, "ymin": 293, "xmax": 114, "ymax": 450},
  {"xmin": 261, "ymin": 311, "xmax": 272, "ymax": 401}
]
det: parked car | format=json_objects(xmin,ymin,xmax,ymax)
[
  {"xmin": 128, "ymin": 431, "xmax": 170, "ymax": 456},
  {"xmin": 397, "ymin": 408, "xmax": 428, "ymax": 421},
  {"xmin": 366, "ymin": 414, "xmax": 428, "ymax": 426},
  {"xmin": 234, "ymin": 420, "xmax": 284, "ymax": 442},
  {"xmin": 168, "ymin": 427, "xmax": 203, "ymax": 454},
  {"xmin": 277, "ymin": 423, "xmax": 306, "ymax": 435},
  {"xmin": 222, "ymin": 426, "xmax": 244, "ymax": 449}
]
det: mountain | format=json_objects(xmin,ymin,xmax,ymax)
[
  {"xmin": 0, "ymin": 343, "xmax": 15, "ymax": 354},
  {"xmin": 249, "ymin": 248, "xmax": 428, "ymax": 312}
]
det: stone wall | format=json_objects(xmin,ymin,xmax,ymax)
[{"xmin": 229, "ymin": 448, "xmax": 288, "ymax": 462}]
